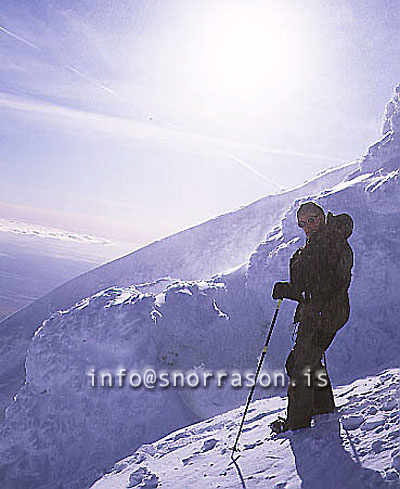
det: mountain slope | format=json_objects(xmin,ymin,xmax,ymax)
[{"xmin": 0, "ymin": 161, "xmax": 356, "ymax": 420}]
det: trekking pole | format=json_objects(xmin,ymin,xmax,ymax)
[{"xmin": 230, "ymin": 299, "xmax": 283, "ymax": 461}]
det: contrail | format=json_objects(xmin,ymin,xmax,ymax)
[
  {"xmin": 218, "ymin": 150, "xmax": 283, "ymax": 190},
  {"xmin": 68, "ymin": 66, "xmax": 117, "ymax": 96},
  {"xmin": 1, "ymin": 24, "xmax": 183, "ymax": 133},
  {"xmin": 0, "ymin": 25, "xmax": 117, "ymax": 97},
  {"xmin": 0, "ymin": 25, "xmax": 40, "ymax": 50}
]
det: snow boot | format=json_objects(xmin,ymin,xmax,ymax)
[
  {"xmin": 270, "ymin": 416, "xmax": 290, "ymax": 435},
  {"xmin": 270, "ymin": 415, "xmax": 312, "ymax": 435}
]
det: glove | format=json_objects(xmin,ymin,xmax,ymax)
[{"xmin": 272, "ymin": 282, "xmax": 290, "ymax": 300}]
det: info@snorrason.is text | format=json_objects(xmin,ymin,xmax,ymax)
[{"xmin": 87, "ymin": 367, "xmax": 328, "ymax": 390}]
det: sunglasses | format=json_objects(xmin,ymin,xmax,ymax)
[{"xmin": 297, "ymin": 215, "xmax": 320, "ymax": 228}]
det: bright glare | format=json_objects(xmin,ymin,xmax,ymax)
[{"xmin": 188, "ymin": 4, "xmax": 310, "ymax": 110}]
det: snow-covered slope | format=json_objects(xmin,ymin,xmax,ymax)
[
  {"xmin": 0, "ymin": 87, "xmax": 399, "ymax": 488},
  {"xmin": 90, "ymin": 368, "xmax": 399, "ymax": 489},
  {"xmin": 0, "ymin": 161, "xmax": 356, "ymax": 420}
]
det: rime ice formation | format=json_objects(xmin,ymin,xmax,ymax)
[
  {"xmin": 0, "ymin": 160, "xmax": 357, "ymax": 419},
  {"xmin": 382, "ymin": 84, "xmax": 400, "ymax": 136}
]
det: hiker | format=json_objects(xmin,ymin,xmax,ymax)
[{"xmin": 271, "ymin": 202, "xmax": 354, "ymax": 433}]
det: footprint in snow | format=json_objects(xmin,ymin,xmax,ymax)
[
  {"xmin": 127, "ymin": 467, "xmax": 159, "ymax": 488},
  {"xmin": 243, "ymin": 440, "xmax": 263, "ymax": 450},
  {"xmin": 360, "ymin": 415, "xmax": 386, "ymax": 431},
  {"xmin": 173, "ymin": 431, "xmax": 192, "ymax": 442},
  {"xmin": 202, "ymin": 438, "xmax": 218, "ymax": 452},
  {"xmin": 244, "ymin": 412, "xmax": 270, "ymax": 425},
  {"xmin": 182, "ymin": 438, "xmax": 218, "ymax": 465},
  {"xmin": 337, "ymin": 386, "xmax": 357, "ymax": 397},
  {"xmin": 242, "ymin": 424, "xmax": 259, "ymax": 433},
  {"xmin": 341, "ymin": 414, "xmax": 365, "ymax": 430},
  {"xmin": 182, "ymin": 456, "xmax": 194, "ymax": 466},
  {"xmin": 392, "ymin": 454, "xmax": 400, "ymax": 471},
  {"xmin": 372, "ymin": 440, "xmax": 383, "ymax": 453},
  {"xmin": 381, "ymin": 399, "xmax": 397, "ymax": 411}
]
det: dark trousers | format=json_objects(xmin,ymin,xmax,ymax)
[{"xmin": 285, "ymin": 318, "xmax": 336, "ymax": 429}]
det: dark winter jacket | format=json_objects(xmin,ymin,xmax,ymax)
[{"xmin": 278, "ymin": 212, "xmax": 354, "ymax": 331}]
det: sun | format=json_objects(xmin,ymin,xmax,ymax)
[{"xmin": 188, "ymin": 3, "xmax": 310, "ymax": 109}]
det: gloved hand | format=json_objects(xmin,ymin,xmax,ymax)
[{"xmin": 272, "ymin": 282, "xmax": 290, "ymax": 300}]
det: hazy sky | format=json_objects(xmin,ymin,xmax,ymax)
[{"xmin": 1, "ymin": 0, "xmax": 399, "ymax": 247}]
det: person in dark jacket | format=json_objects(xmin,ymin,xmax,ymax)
[{"xmin": 271, "ymin": 202, "xmax": 354, "ymax": 433}]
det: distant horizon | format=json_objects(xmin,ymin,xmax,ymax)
[{"xmin": 0, "ymin": 158, "xmax": 358, "ymax": 248}]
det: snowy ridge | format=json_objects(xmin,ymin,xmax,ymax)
[
  {"xmin": 90, "ymin": 369, "xmax": 399, "ymax": 489},
  {"xmin": 0, "ymin": 160, "xmax": 356, "ymax": 420}
]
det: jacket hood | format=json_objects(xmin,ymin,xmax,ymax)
[{"xmin": 326, "ymin": 212, "xmax": 353, "ymax": 239}]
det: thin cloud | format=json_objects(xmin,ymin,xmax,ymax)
[
  {"xmin": 1, "ymin": 24, "xmax": 346, "ymax": 176},
  {"xmin": 0, "ymin": 93, "xmax": 348, "ymax": 183},
  {"xmin": 0, "ymin": 93, "xmax": 158, "ymax": 140}
]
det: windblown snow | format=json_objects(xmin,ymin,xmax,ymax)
[{"xmin": 0, "ymin": 86, "xmax": 400, "ymax": 488}]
